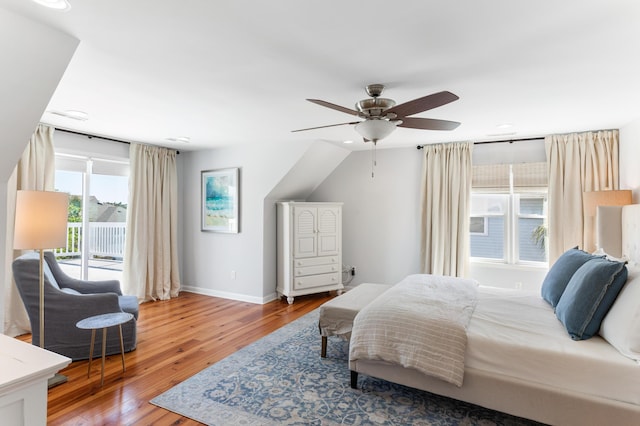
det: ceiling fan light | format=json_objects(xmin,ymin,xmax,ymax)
[{"xmin": 354, "ymin": 119, "xmax": 397, "ymax": 141}]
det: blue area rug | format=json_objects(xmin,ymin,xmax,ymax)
[{"xmin": 151, "ymin": 310, "xmax": 541, "ymax": 425}]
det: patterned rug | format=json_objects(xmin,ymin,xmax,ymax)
[{"xmin": 151, "ymin": 310, "xmax": 541, "ymax": 425}]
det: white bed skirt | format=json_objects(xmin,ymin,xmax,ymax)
[{"xmin": 350, "ymin": 359, "xmax": 640, "ymax": 426}]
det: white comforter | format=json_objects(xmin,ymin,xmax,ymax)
[{"xmin": 349, "ymin": 274, "xmax": 479, "ymax": 387}]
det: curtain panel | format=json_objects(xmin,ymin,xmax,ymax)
[
  {"xmin": 123, "ymin": 143, "xmax": 181, "ymax": 302},
  {"xmin": 420, "ymin": 142, "xmax": 473, "ymax": 277},
  {"xmin": 3, "ymin": 124, "xmax": 56, "ymax": 336},
  {"xmin": 545, "ymin": 129, "xmax": 619, "ymax": 264}
]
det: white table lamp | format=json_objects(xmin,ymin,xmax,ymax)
[{"xmin": 582, "ymin": 190, "xmax": 632, "ymax": 253}]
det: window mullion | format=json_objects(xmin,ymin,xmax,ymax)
[
  {"xmin": 512, "ymin": 194, "xmax": 520, "ymax": 264},
  {"xmin": 506, "ymin": 165, "xmax": 515, "ymax": 264},
  {"xmin": 80, "ymin": 160, "xmax": 93, "ymax": 280}
]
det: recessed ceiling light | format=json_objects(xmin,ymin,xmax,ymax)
[
  {"xmin": 165, "ymin": 136, "xmax": 191, "ymax": 144},
  {"xmin": 486, "ymin": 131, "xmax": 517, "ymax": 137},
  {"xmin": 343, "ymin": 140, "xmax": 353, "ymax": 144},
  {"xmin": 48, "ymin": 110, "xmax": 88, "ymax": 121},
  {"xmin": 31, "ymin": 0, "xmax": 71, "ymax": 11},
  {"xmin": 496, "ymin": 123, "xmax": 513, "ymax": 129}
]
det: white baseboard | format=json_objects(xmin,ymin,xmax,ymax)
[{"xmin": 179, "ymin": 285, "xmax": 279, "ymax": 305}]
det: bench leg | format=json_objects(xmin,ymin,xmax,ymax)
[
  {"xmin": 350, "ymin": 370, "xmax": 358, "ymax": 389},
  {"xmin": 321, "ymin": 336, "xmax": 327, "ymax": 358}
]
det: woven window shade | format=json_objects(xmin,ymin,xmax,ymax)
[{"xmin": 472, "ymin": 162, "xmax": 547, "ymax": 193}]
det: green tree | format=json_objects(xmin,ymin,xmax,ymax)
[{"xmin": 68, "ymin": 195, "xmax": 82, "ymax": 223}]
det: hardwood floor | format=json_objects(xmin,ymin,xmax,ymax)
[{"xmin": 17, "ymin": 291, "xmax": 333, "ymax": 425}]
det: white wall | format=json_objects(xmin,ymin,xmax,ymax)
[
  {"xmin": 308, "ymin": 147, "xmax": 423, "ymax": 286},
  {"xmin": 0, "ymin": 8, "xmax": 78, "ymax": 333},
  {"xmin": 178, "ymin": 140, "xmax": 316, "ymax": 303}
]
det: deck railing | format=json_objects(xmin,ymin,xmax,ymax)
[{"xmin": 57, "ymin": 222, "xmax": 126, "ymax": 260}]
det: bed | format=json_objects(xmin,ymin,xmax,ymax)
[{"xmin": 349, "ymin": 204, "xmax": 640, "ymax": 426}]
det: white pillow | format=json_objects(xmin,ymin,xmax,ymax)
[
  {"xmin": 592, "ymin": 247, "xmax": 629, "ymax": 263},
  {"xmin": 599, "ymin": 265, "xmax": 640, "ymax": 361}
]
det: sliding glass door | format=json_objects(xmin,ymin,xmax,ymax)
[{"xmin": 55, "ymin": 155, "xmax": 129, "ymax": 281}]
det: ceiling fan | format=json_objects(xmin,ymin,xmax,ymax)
[{"xmin": 292, "ymin": 84, "xmax": 461, "ymax": 143}]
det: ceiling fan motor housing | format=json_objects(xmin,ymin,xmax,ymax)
[
  {"xmin": 356, "ymin": 98, "xmax": 396, "ymax": 118},
  {"xmin": 356, "ymin": 83, "xmax": 396, "ymax": 118}
]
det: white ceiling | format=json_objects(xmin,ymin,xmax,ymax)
[{"xmin": 3, "ymin": 0, "xmax": 640, "ymax": 151}]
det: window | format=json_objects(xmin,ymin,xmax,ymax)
[
  {"xmin": 469, "ymin": 216, "xmax": 488, "ymax": 235},
  {"xmin": 470, "ymin": 163, "xmax": 547, "ymax": 265}
]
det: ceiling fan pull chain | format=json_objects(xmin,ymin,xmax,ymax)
[{"xmin": 371, "ymin": 140, "xmax": 377, "ymax": 178}]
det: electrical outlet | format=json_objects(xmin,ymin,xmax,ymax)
[{"xmin": 231, "ymin": 270, "xmax": 236, "ymax": 280}]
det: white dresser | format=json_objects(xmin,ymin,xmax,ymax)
[
  {"xmin": 0, "ymin": 335, "xmax": 71, "ymax": 425},
  {"xmin": 277, "ymin": 202, "xmax": 344, "ymax": 304}
]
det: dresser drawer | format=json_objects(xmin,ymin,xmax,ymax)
[
  {"xmin": 294, "ymin": 256, "xmax": 339, "ymax": 268},
  {"xmin": 294, "ymin": 272, "xmax": 340, "ymax": 290},
  {"xmin": 295, "ymin": 263, "xmax": 340, "ymax": 277}
]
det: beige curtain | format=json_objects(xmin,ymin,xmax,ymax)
[
  {"xmin": 420, "ymin": 142, "xmax": 473, "ymax": 277},
  {"xmin": 545, "ymin": 129, "xmax": 619, "ymax": 264},
  {"xmin": 123, "ymin": 143, "xmax": 180, "ymax": 301},
  {"xmin": 3, "ymin": 124, "xmax": 56, "ymax": 336}
]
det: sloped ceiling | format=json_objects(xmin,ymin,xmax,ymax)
[
  {"xmin": 0, "ymin": 6, "xmax": 78, "ymax": 180},
  {"xmin": 266, "ymin": 141, "xmax": 350, "ymax": 202}
]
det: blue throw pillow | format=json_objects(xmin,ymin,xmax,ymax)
[
  {"xmin": 541, "ymin": 247, "xmax": 598, "ymax": 307},
  {"xmin": 555, "ymin": 258, "xmax": 628, "ymax": 340}
]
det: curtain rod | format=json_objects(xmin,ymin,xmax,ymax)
[
  {"xmin": 416, "ymin": 136, "xmax": 543, "ymax": 150},
  {"xmin": 54, "ymin": 127, "xmax": 130, "ymax": 145},
  {"xmin": 53, "ymin": 127, "xmax": 180, "ymax": 154}
]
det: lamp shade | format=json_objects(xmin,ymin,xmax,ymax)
[
  {"xmin": 354, "ymin": 119, "xmax": 397, "ymax": 141},
  {"xmin": 14, "ymin": 190, "xmax": 69, "ymax": 250},
  {"xmin": 582, "ymin": 190, "xmax": 632, "ymax": 253}
]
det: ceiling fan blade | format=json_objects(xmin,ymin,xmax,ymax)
[
  {"xmin": 291, "ymin": 121, "xmax": 360, "ymax": 133},
  {"xmin": 307, "ymin": 99, "xmax": 360, "ymax": 116},
  {"xmin": 397, "ymin": 117, "xmax": 461, "ymax": 131},
  {"xmin": 386, "ymin": 91, "xmax": 459, "ymax": 118}
]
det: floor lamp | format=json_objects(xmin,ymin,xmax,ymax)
[{"xmin": 13, "ymin": 190, "xmax": 69, "ymax": 381}]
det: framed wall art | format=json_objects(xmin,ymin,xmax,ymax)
[{"xmin": 201, "ymin": 167, "xmax": 240, "ymax": 233}]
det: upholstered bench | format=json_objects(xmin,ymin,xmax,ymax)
[{"xmin": 318, "ymin": 283, "xmax": 392, "ymax": 357}]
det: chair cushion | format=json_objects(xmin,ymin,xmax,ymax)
[
  {"xmin": 43, "ymin": 263, "xmax": 61, "ymax": 289},
  {"xmin": 118, "ymin": 295, "xmax": 140, "ymax": 320}
]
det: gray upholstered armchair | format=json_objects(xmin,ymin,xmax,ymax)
[{"xmin": 12, "ymin": 251, "xmax": 138, "ymax": 360}]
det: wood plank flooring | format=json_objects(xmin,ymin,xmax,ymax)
[{"xmin": 17, "ymin": 291, "xmax": 333, "ymax": 425}]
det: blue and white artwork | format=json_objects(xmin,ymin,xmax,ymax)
[{"xmin": 201, "ymin": 168, "xmax": 239, "ymax": 233}]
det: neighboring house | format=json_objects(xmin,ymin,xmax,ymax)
[
  {"xmin": 92, "ymin": 200, "xmax": 127, "ymax": 223},
  {"xmin": 74, "ymin": 195, "xmax": 127, "ymax": 223}
]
